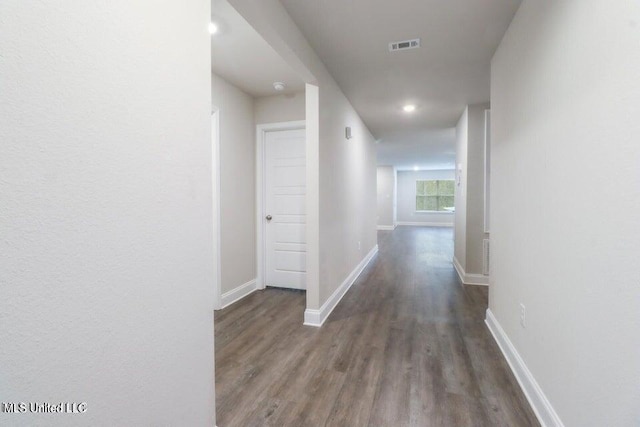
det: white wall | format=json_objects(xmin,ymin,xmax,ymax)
[
  {"xmin": 490, "ymin": 1, "xmax": 640, "ymax": 425},
  {"xmin": 213, "ymin": 78, "xmax": 304, "ymax": 298},
  {"xmin": 212, "ymin": 73, "xmax": 257, "ymax": 294},
  {"xmin": 376, "ymin": 166, "xmax": 395, "ymax": 228},
  {"xmin": 0, "ymin": 1, "xmax": 215, "ymax": 425},
  {"xmin": 454, "ymin": 108, "xmax": 469, "ymax": 268},
  {"xmin": 228, "ymin": 0, "xmax": 378, "ymax": 311},
  {"xmin": 466, "ymin": 103, "xmax": 490, "ymax": 274},
  {"xmin": 254, "ymin": 91, "xmax": 305, "ymax": 124},
  {"xmin": 454, "ymin": 103, "xmax": 489, "ymax": 274},
  {"xmin": 318, "ymin": 82, "xmax": 378, "ymax": 304},
  {"xmin": 396, "ymin": 170, "xmax": 455, "ymax": 226}
]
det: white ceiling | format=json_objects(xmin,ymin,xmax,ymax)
[
  {"xmin": 211, "ymin": 0, "xmax": 304, "ymax": 97},
  {"xmin": 279, "ymin": 0, "xmax": 521, "ymax": 169},
  {"xmin": 376, "ymin": 128, "xmax": 456, "ymax": 171}
]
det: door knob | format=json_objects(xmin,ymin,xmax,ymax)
[{"xmin": 265, "ymin": 215, "xmax": 273, "ymax": 221}]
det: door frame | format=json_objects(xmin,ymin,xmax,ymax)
[
  {"xmin": 256, "ymin": 120, "xmax": 306, "ymax": 290},
  {"xmin": 212, "ymin": 107, "xmax": 222, "ymax": 310}
]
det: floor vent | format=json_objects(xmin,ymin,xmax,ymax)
[
  {"xmin": 389, "ymin": 38, "xmax": 420, "ymax": 52},
  {"xmin": 483, "ymin": 239, "xmax": 490, "ymax": 276}
]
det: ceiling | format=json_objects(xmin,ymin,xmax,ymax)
[
  {"xmin": 211, "ymin": 0, "xmax": 304, "ymax": 97},
  {"xmin": 376, "ymin": 128, "xmax": 456, "ymax": 171},
  {"xmin": 279, "ymin": 0, "xmax": 521, "ymax": 169}
]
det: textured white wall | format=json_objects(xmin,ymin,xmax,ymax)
[
  {"xmin": 376, "ymin": 166, "xmax": 395, "ymax": 227},
  {"xmin": 254, "ymin": 91, "xmax": 305, "ymax": 124},
  {"xmin": 212, "ymin": 73, "xmax": 257, "ymax": 294},
  {"xmin": 490, "ymin": 1, "xmax": 640, "ymax": 425},
  {"xmin": 0, "ymin": 1, "xmax": 215, "ymax": 425},
  {"xmin": 396, "ymin": 170, "xmax": 455, "ymax": 225}
]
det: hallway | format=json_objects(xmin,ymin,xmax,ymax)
[{"xmin": 215, "ymin": 226, "xmax": 539, "ymax": 426}]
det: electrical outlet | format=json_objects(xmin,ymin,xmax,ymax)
[
  {"xmin": 519, "ymin": 303, "xmax": 526, "ymax": 328},
  {"xmin": 357, "ymin": 241, "xmax": 361, "ymax": 250}
]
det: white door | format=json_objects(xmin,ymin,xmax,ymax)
[{"xmin": 264, "ymin": 128, "xmax": 306, "ymax": 290}]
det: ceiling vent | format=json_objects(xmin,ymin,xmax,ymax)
[{"xmin": 389, "ymin": 38, "xmax": 420, "ymax": 52}]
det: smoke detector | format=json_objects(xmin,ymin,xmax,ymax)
[
  {"xmin": 389, "ymin": 38, "xmax": 420, "ymax": 52},
  {"xmin": 273, "ymin": 82, "xmax": 286, "ymax": 91}
]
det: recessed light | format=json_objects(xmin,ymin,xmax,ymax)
[
  {"xmin": 403, "ymin": 105, "xmax": 416, "ymax": 113},
  {"xmin": 414, "ymin": 166, "xmax": 419, "ymax": 171},
  {"xmin": 208, "ymin": 22, "xmax": 219, "ymax": 35},
  {"xmin": 273, "ymin": 82, "xmax": 286, "ymax": 91}
]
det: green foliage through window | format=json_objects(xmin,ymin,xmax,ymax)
[{"xmin": 416, "ymin": 180, "xmax": 455, "ymax": 212}]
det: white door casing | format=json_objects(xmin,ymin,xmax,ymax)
[{"xmin": 264, "ymin": 128, "xmax": 306, "ymax": 289}]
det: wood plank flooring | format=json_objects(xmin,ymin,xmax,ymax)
[{"xmin": 215, "ymin": 226, "xmax": 539, "ymax": 426}]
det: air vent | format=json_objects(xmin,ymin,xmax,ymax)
[{"xmin": 389, "ymin": 38, "xmax": 420, "ymax": 52}]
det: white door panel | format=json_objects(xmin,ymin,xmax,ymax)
[
  {"xmin": 274, "ymin": 195, "xmax": 306, "ymax": 215},
  {"xmin": 265, "ymin": 128, "xmax": 306, "ymax": 290},
  {"xmin": 275, "ymin": 223, "xmax": 306, "ymax": 243},
  {"xmin": 274, "ymin": 250, "xmax": 306, "ymax": 272},
  {"xmin": 275, "ymin": 166, "xmax": 306, "ymax": 187}
]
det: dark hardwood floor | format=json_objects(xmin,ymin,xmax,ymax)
[{"xmin": 215, "ymin": 226, "xmax": 539, "ymax": 426}]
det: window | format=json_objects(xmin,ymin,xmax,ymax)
[{"xmin": 416, "ymin": 180, "xmax": 455, "ymax": 212}]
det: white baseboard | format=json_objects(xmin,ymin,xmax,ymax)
[
  {"xmin": 219, "ymin": 279, "xmax": 257, "ymax": 309},
  {"xmin": 396, "ymin": 221, "xmax": 453, "ymax": 227},
  {"xmin": 485, "ymin": 309, "xmax": 565, "ymax": 427},
  {"xmin": 377, "ymin": 224, "xmax": 396, "ymax": 231},
  {"xmin": 304, "ymin": 244, "xmax": 378, "ymax": 327},
  {"xmin": 453, "ymin": 256, "xmax": 489, "ymax": 286}
]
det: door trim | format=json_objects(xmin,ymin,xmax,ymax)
[
  {"xmin": 212, "ymin": 107, "xmax": 222, "ymax": 310},
  {"xmin": 256, "ymin": 120, "xmax": 306, "ymax": 290}
]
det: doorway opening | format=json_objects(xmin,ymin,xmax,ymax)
[{"xmin": 256, "ymin": 121, "xmax": 307, "ymax": 291}]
